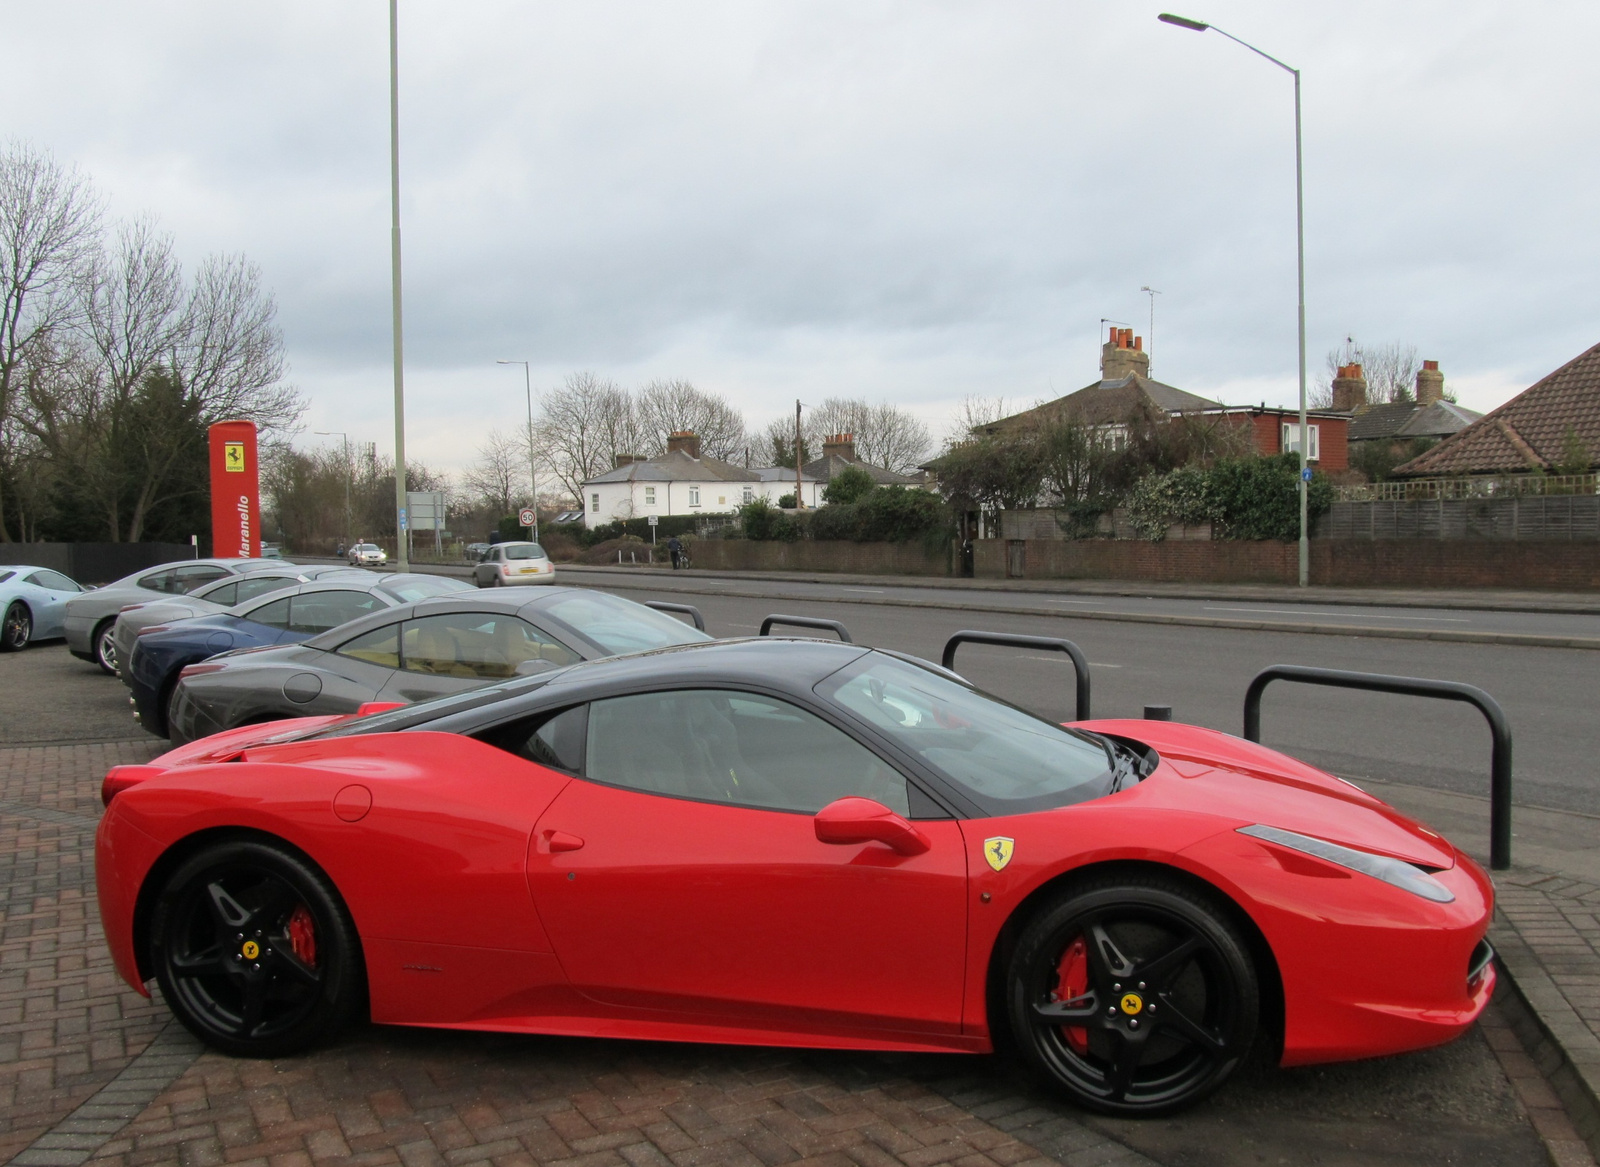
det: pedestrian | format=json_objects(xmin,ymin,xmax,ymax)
[
  {"xmin": 335, "ymin": 540, "xmax": 345, "ymax": 558},
  {"xmin": 667, "ymin": 535, "xmax": 684, "ymax": 570}
]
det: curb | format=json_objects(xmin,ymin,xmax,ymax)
[{"xmin": 1490, "ymin": 919, "xmax": 1600, "ymax": 1159}]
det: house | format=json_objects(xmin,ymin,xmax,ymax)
[
  {"xmin": 801, "ymin": 434, "xmax": 926, "ymax": 488},
  {"xmin": 751, "ymin": 465, "xmax": 825, "ymax": 507},
  {"xmin": 1395, "ymin": 341, "xmax": 1600, "ymax": 478},
  {"xmin": 976, "ymin": 327, "xmax": 1349, "ymax": 469},
  {"xmin": 579, "ymin": 431, "xmax": 820, "ymax": 529},
  {"xmin": 1337, "ymin": 361, "xmax": 1481, "ymax": 461}
]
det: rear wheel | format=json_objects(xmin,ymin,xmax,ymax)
[
  {"xmin": 150, "ymin": 839, "xmax": 364, "ymax": 1057},
  {"xmin": 1, "ymin": 602, "xmax": 30, "ymax": 651},
  {"xmin": 93, "ymin": 619, "xmax": 118, "ymax": 674},
  {"xmin": 1006, "ymin": 874, "xmax": 1258, "ymax": 1116}
]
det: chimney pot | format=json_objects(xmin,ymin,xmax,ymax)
[
  {"xmin": 665, "ymin": 430, "xmax": 702, "ymax": 459},
  {"xmin": 1416, "ymin": 360, "xmax": 1445, "ymax": 406},
  {"xmin": 1331, "ymin": 363, "xmax": 1369, "ymax": 413}
]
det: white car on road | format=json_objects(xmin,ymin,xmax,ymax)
[
  {"xmin": 472, "ymin": 542, "xmax": 555, "ymax": 586},
  {"xmin": 348, "ymin": 543, "xmax": 388, "ymax": 566}
]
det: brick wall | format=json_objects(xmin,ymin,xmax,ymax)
[
  {"xmin": 689, "ymin": 539, "xmax": 952, "ymax": 576},
  {"xmin": 975, "ymin": 538, "xmax": 1600, "ymax": 589}
]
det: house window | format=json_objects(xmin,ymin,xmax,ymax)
[
  {"xmin": 1281, "ymin": 423, "xmax": 1321, "ymax": 461},
  {"xmin": 742, "ymin": 486, "xmax": 753, "ymax": 504},
  {"xmin": 688, "ymin": 486, "xmax": 700, "ymax": 507},
  {"xmin": 591, "ymin": 493, "xmax": 600, "ymax": 511},
  {"xmin": 644, "ymin": 486, "xmax": 656, "ymax": 505}
]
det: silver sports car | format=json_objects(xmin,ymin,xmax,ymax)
[
  {"xmin": 0, "ymin": 565, "xmax": 87, "ymax": 651},
  {"xmin": 64, "ymin": 557, "xmax": 283, "ymax": 674},
  {"xmin": 166, "ymin": 587, "xmax": 710, "ymax": 745}
]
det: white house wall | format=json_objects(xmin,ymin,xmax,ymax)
[{"xmin": 583, "ymin": 477, "xmax": 823, "ymax": 529}]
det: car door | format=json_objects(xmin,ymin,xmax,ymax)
[
  {"xmin": 527, "ymin": 687, "xmax": 969, "ymax": 1039},
  {"xmin": 377, "ymin": 611, "xmax": 582, "ymax": 703},
  {"xmin": 23, "ymin": 570, "xmax": 82, "ymax": 638}
]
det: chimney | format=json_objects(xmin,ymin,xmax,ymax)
[
  {"xmin": 821, "ymin": 433, "xmax": 857, "ymax": 462},
  {"xmin": 1416, "ymin": 359, "xmax": 1444, "ymax": 406},
  {"xmin": 665, "ymin": 430, "xmax": 701, "ymax": 459},
  {"xmin": 1100, "ymin": 326, "xmax": 1151, "ymax": 382},
  {"xmin": 613, "ymin": 453, "xmax": 642, "ymax": 469},
  {"xmin": 1331, "ymin": 363, "xmax": 1368, "ymax": 412}
]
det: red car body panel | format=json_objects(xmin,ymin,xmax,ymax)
[{"xmin": 95, "ymin": 713, "xmax": 1495, "ymax": 1063}]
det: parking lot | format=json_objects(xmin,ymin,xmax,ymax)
[{"xmin": 0, "ymin": 599, "xmax": 1586, "ymax": 1167}]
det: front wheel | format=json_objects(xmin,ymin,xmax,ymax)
[
  {"xmin": 1, "ymin": 602, "xmax": 30, "ymax": 651},
  {"xmin": 93, "ymin": 619, "xmax": 118, "ymax": 674},
  {"xmin": 1006, "ymin": 874, "xmax": 1258, "ymax": 1116},
  {"xmin": 150, "ymin": 839, "xmax": 365, "ymax": 1057}
]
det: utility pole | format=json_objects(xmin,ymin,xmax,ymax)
[
  {"xmin": 497, "ymin": 360, "xmax": 539, "ymax": 542},
  {"xmin": 1140, "ymin": 287, "xmax": 1161, "ymax": 375},
  {"xmin": 794, "ymin": 399, "xmax": 805, "ymax": 509},
  {"xmin": 388, "ymin": 0, "xmax": 410, "ymax": 570}
]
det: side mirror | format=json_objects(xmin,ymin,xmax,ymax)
[{"xmin": 814, "ymin": 796, "xmax": 930, "ymax": 856}]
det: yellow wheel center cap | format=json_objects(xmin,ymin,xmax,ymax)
[
  {"xmin": 1119, "ymin": 992, "xmax": 1143, "ymax": 1015},
  {"xmin": 241, "ymin": 940, "xmax": 260, "ymax": 960}
]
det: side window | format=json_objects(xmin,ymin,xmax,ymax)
[
  {"xmin": 203, "ymin": 581, "xmax": 240, "ymax": 606},
  {"xmin": 138, "ymin": 569, "xmax": 178, "ymax": 594},
  {"xmin": 173, "ymin": 565, "xmax": 229, "ymax": 593},
  {"xmin": 246, "ymin": 597, "xmax": 292, "ymax": 629},
  {"xmin": 233, "ymin": 576, "xmax": 295, "ymax": 604},
  {"xmin": 288, "ymin": 590, "xmax": 386, "ymax": 634},
  {"xmin": 337, "ymin": 624, "xmax": 400, "ymax": 668},
  {"xmin": 478, "ymin": 705, "xmax": 588, "ymax": 772},
  {"xmin": 401, "ymin": 613, "xmax": 580, "ymax": 679},
  {"xmin": 584, "ymin": 689, "xmax": 908, "ymax": 815},
  {"xmin": 28, "ymin": 570, "xmax": 80, "ymax": 592}
]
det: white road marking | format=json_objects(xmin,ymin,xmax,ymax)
[
  {"xmin": 843, "ymin": 587, "xmax": 885, "ymax": 593},
  {"xmin": 1204, "ymin": 605, "xmax": 1472, "ymax": 624}
]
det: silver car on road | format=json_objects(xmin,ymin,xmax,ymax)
[
  {"xmin": 473, "ymin": 541, "xmax": 555, "ymax": 586},
  {"xmin": 65, "ymin": 558, "xmax": 281, "ymax": 674},
  {"xmin": 167, "ymin": 587, "xmax": 709, "ymax": 745}
]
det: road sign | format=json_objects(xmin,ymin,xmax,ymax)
[
  {"xmin": 406, "ymin": 491, "xmax": 447, "ymax": 532},
  {"xmin": 1301, "ymin": 467, "xmax": 1314, "ymax": 482},
  {"xmin": 647, "ymin": 515, "xmax": 658, "ymax": 527},
  {"xmin": 398, "ymin": 507, "xmax": 408, "ymax": 531},
  {"xmin": 519, "ymin": 507, "xmax": 537, "ymax": 527}
]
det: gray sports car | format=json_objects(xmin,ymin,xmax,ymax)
[{"xmin": 166, "ymin": 587, "xmax": 711, "ymax": 745}]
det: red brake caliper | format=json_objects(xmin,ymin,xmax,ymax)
[
  {"xmin": 1054, "ymin": 935, "xmax": 1090, "ymax": 1053},
  {"xmin": 287, "ymin": 905, "xmax": 318, "ymax": 967}
]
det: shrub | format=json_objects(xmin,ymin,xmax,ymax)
[
  {"xmin": 1125, "ymin": 454, "xmax": 1333, "ymax": 542},
  {"xmin": 1126, "ymin": 466, "xmax": 1221, "ymax": 541},
  {"xmin": 822, "ymin": 465, "xmax": 876, "ymax": 505},
  {"xmin": 738, "ymin": 497, "xmax": 802, "ymax": 541},
  {"xmin": 777, "ymin": 492, "xmax": 797, "ymax": 508}
]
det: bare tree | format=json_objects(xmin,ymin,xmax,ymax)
[
  {"xmin": 177, "ymin": 252, "xmax": 299, "ymax": 430},
  {"xmin": 947, "ymin": 395, "xmax": 1010, "ymax": 442},
  {"xmin": 635, "ymin": 379, "xmax": 745, "ymax": 460},
  {"xmin": 1312, "ymin": 338, "xmax": 1421, "ymax": 408},
  {"xmin": 535, "ymin": 371, "xmax": 639, "ymax": 500},
  {"xmin": 805, "ymin": 397, "xmax": 931, "ymax": 473},
  {"xmin": 461, "ymin": 428, "xmax": 528, "ymax": 517},
  {"xmin": 0, "ymin": 143, "xmax": 102, "ymax": 540}
]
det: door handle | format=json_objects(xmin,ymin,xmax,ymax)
[{"xmin": 545, "ymin": 830, "xmax": 585, "ymax": 852}]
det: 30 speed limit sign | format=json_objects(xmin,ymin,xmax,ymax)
[{"xmin": 518, "ymin": 507, "xmax": 537, "ymax": 527}]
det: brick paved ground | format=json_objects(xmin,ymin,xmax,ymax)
[{"xmin": 0, "ymin": 736, "xmax": 1568, "ymax": 1167}]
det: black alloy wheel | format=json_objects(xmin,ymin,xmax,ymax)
[
  {"xmin": 94, "ymin": 619, "xmax": 118, "ymax": 675},
  {"xmin": 1, "ymin": 602, "xmax": 30, "ymax": 651},
  {"xmin": 1007, "ymin": 875, "xmax": 1258, "ymax": 1116},
  {"xmin": 150, "ymin": 839, "xmax": 364, "ymax": 1057}
]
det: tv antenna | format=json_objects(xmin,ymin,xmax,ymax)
[{"xmin": 1139, "ymin": 287, "xmax": 1161, "ymax": 374}]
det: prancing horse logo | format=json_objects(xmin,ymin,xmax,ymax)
[{"xmin": 983, "ymin": 836, "xmax": 1015, "ymax": 872}]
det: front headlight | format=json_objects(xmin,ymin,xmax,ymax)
[{"xmin": 1238, "ymin": 824, "xmax": 1455, "ymax": 903}]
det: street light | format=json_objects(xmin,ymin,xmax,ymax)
[
  {"xmin": 313, "ymin": 431, "xmax": 352, "ymax": 549},
  {"xmin": 496, "ymin": 360, "xmax": 539, "ymax": 542},
  {"xmin": 1159, "ymin": 12, "xmax": 1310, "ymax": 587},
  {"xmin": 388, "ymin": 0, "xmax": 410, "ymax": 571}
]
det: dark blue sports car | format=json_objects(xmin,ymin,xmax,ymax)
[{"xmin": 124, "ymin": 575, "xmax": 469, "ymax": 737}]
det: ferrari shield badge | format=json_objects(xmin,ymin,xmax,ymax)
[{"xmin": 983, "ymin": 836, "xmax": 1015, "ymax": 872}]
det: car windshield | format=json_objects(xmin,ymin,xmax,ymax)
[
  {"xmin": 816, "ymin": 653, "xmax": 1114, "ymax": 814},
  {"xmin": 503, "ymin": 544, "xmax": 545, "ymax": 560},
  {"xmin": 379, "ymin": 575, "xmax": 474, "ymax": 601},
  {"xmin": 537, "ymin": 590, "xmax": 712, "ymax": 655}
]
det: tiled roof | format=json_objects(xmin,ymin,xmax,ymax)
[
  {"xmin": 800, "ymin": 454, "xmax": 920, "ymax": 485},
  {"xmin": 983, "ymin": 374, "xmax": 1223, "ymax": 432},
  {"xmin": 1395, "ymin": 342, "xmax": 1600, "ymax": 476},
  {"xmin": 1349, "ymin": 400, "xmax": 1482, "ymax": 443},
  {"xmin": 1347, "ymin": 402, "xmax": 1418, "ymax": 442},
  {"xmin": 581, "ymin": 449, "xmax": 761, "ymax": 485}
]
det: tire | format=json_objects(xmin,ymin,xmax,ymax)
[
  {"xmin": 1, "ymin": 602, "xmax": 30, "ymax": 651},
  {"xmin": 1006, "ymin": 873, "xmax": 1258, "ymax": 1116},
  {"xmin": 93, "ymin": 619, "xmax": 119, "ymax": 675},
  {"xmin": 149, "ymin": 838, "xmax": 365, "ymax": 1057},
  {"xmin": 159, "ymin": 680, "xmax": 184, "ymax": 740}
]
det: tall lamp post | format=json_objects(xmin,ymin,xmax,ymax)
[
  {"xmin": 496, "ymin": 360, "xmax": 539, "ymax": 542},
  {"xmin": 1159, "ymin": 13, "xmax": 1309, "ymax": 587},
  {"xmin": 314, "ymin": 431, "xmax": 352, "ymax": 548},
  {"xmin": 388, "ymin": 0, "xmax": 410, "ymax": 570}
]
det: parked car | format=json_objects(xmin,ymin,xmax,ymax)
[
  {"xmin": 348, "ymin": 543, "xmax": 387, "ymax": 567},
  {"xmin": 125, "ymin": 574, "xmax": 474, "ymax": 738},
  {"xmin": 464, "ymin": 543, "xmax": 490, "ymax": 562},
  {"xmin": 65, "ymin": 558, "xmax": 291, "ymax": 675},
  {"xmin": 165, "ymin": 587, "xmax": 710, "ymax": 745},
  {"xmin": 0, "ymin": 565, "xmax": 87, "ymax": 651},
  {"xmin": 260, "ymin": 543, "xmax": 285, "ymax": 560},
  {"xmin": 473, "ymin": 541, "xmax": 555, "ymax": 586},
  {"xmin": 100, "ymin": 637, "xmax": 1494, "ymax": 1117},
  {"xmin": 113, "ymin": 565, "xmax": 369, "ymax": 672}
]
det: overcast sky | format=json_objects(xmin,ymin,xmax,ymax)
[{"xmin": 8, "ymin": 1, "xmax": 1599, "ymax": 475}]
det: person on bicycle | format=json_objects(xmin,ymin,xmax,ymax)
[{"xmin": 667, "ymin": 535, "xmax": 684, "ymax": 570}]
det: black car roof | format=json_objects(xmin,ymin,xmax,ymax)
[{"xmin": 298, "ymin": 585, "xmax": 590, "ymax": 650}]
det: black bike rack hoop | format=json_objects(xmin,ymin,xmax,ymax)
[
  {"xmin": 643, "ymin": 601, "xmax": 707, "ymax": 632},
  {"xmin": 1243, "ymin": 664, "xmax": 1513, "ymax": 870},
  {"xmin": 941, "ymin": 630, "xmax": 1091, "ymax": 722},
  {"xmin": 758, "ymin": 614, "xmax": 854, "ymax": 643}
]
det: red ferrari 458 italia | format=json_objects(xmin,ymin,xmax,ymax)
[{"xmin": 95, "ymin": 637, "xmax": 1495, "ymax": 1115}]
